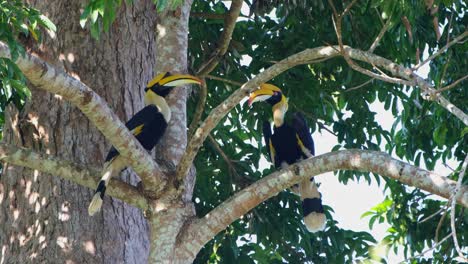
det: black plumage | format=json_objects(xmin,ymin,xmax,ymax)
[
  {"xmin": 105, "ymin": 105, "xmax": 168, "ymax": 162},
  {"xmin": 251, "ymin": 83, "xmax": 326, "ymax": 232}
]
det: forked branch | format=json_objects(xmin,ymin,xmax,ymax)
[{"xmin": 0, "ymin": 42, "xmax": 166, "ymax": 196}]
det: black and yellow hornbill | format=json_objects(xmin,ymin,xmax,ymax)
[
  {"xmin": 248, "ymin": 83, "xmax": 326, "ymax": 232},
  {"xmin": 88, "ymin": 72, "xmax": 202, "ymax": 216}
]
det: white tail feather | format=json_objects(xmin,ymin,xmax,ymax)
[
  {"xmin": 304, "ymin": 212, "xmax": 326, "ymax": 232},
  {"xmin": 88, "ymin": 192, "xmax": 103, "ymax": 216}
]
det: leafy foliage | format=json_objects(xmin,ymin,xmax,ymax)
[
  {"xmin": 79, "ymin": 0, "xmax": 184, "ymax": 39},
  {"xmin": 0, "ymin": 0, "xmax": 55, "ymax": 136},
  {"xmin": 188, "ymin": 0, "xmax": 467, "ymax": 262}
]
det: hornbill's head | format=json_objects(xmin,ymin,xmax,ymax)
[
  {"xmin": 248, "ymin": 83, "xmax": 289, "ymax": 126},
  {"xmin": 248, "ymin": 83, "xmax": 288, "ymax": 107},
  {"xmin": 145, "ymin": 72, "xmax": 202, "ymax": 97}
]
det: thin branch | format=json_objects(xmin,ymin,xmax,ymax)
[
  {"xmin": 418, "ymin": 206, "xmax": 446, "ymax": 224},
  {"xmin": 206, "ymin": 74, "xmax": 244, "ymax": 86},
  {"xmin": 435, "ymin": 204, "xmax": 449, "ymax": 243},
  {"xmin": 0, "ymin": 42, "xmax": 165, "ymax": 196},
  {"xmin": 196, "ymin": 0, "xmax": 243, "ymax": 77},
  {"xmin": 290, "ymin": 102, "xmax": 337, "ymax": 136},
  {"xmin": 188, "ymin": 79, "xmax": 208, "ymax": 140},
  {"xmin": 190, "ymin": 12, "xmax": 226, "ymax": 20},
  {"xmin": 413, "ymin": 30, "xmax": 468, "ymax": 70},
  {"xmin": 345, "ymin": 78, "xmax": 374, "ymax": 92},
  {"xmin": 450, "ymin": 155, "xmax": 468, "ymax": 261},
  {"xmin": 369, "ymin": 18, "xmax": 392, "ymax": 53},
  {"xmin": 329, "ymin": 0, "xmax": 414, "ymax": 87},
  {"xmin": 436, "ymin": 74, "xmax": 468, "ymax": 93},
  {"xmin": 446, "ymin": 13, "xmax": 454, "ymax": 45},
  {"xmin": 438, "ymin": 54, "xmax": 451, "ymax": 88},
  {"xmin": 341, "ymin": 0, "xmax": 359, "ymax": 17},
  {"xmin": 400, "ymin": 233, "xmax": 452, "ymax": 264},
  {"xmin": 208, "ymin": 134, "xmax": 238, "ymax": 177},
  {"xmin": 0, "ymin": 142, "xmax": 148, "ymax": 210},
  {"xmin": 344, "ymin": 48, "xmax": 468, "ymax": 125},
  {"xmin": 177, "ymin": 150, "xmax": 468, "ymax": 259}
]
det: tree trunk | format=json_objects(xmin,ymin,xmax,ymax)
[{"xmin": 0, "ymin": 0, "xmax": 160, "ymax": 262}]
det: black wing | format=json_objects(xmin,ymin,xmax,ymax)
[
  {"xmin": 262, "ymin": 121, "xmax": 279, "ymax": 167},
  {"xmin": 124, "ymin": 105, "xmax": 159, "ymax": 131},
  {"xmin": 105, "ymin": 105, "xmax": 160, "ymax": 162},
  {"xmin": 262, "ymin": 121, "xmax": 272, "ymax": 161},
  {"xmin": 292, "ymin": 112, "xmax": 315, "ymax": 157}
]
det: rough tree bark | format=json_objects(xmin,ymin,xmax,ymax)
[{"xmin": 0, "ymin": 0, "xmax": 159, "ymax": 262}]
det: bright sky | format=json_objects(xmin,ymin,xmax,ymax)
[{"xmin": 224, "ymin": 1, "xmax": 458, "ymax": 262}]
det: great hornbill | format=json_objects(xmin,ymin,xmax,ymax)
[
  {"xmin": 88, "ymin": 72, "xmax": 202, "ymax": 216},
  {"xmin": 248, "ymin": 83, "xmax": 326, "ymax": 232}
]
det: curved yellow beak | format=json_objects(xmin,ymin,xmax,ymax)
[
  {"xmin": 248, "ymin": 83, "xmax": 283, "ymax": 106},
  {"xmin": 147, "ymin": 72, "xmax": 203, "ymax": 88}
]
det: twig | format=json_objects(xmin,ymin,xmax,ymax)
[
  {"xmin": 438, "ymin": 54, "xmax": 451, "ymax": 89},
  {"xmin": 341, "ymin": 0, "xmax": 359, "ymax": 17},
  {"xmin": 450, "ymin": 155, "xmax": 468, "ymax": 261},
  {"xmin": 418, "ymin": 206, "xmax": 446, "ymax": 224},
  {"xmin": 436, "ymin": 74, "xmax": 468, "ymax": 93},
  {"xmin": 190, "ymin": 12, "xmax": 226, "ymax": 20},
  {"xmin": 327, "ymin": 2, "xmax": 467, "ymax": 125},
  {"xmin": 290, "ymin": 102, "xmax": 337, "ymax": 136},
  {"xmin": 446, "ymin": 13, "xmax": 454, "ymax": 45},
  {"xmin": 399, "ymin": 233, "xmax": 452, "ymax": 264},
  {"xmin": 188, "ymin": 79, "xmax": 208, "ymax": 140},
  {"xmin": 0, "ymin": 142, "xmax": 148, "ymax": 210},
  {"xmin": 206, "ymin": 74, "xmax": 244, "ymax": 86},
  {"xmin": 345, "ymin": 78, "xmax": 374, "ymax": 92},
  {"xmin": 435, "ymin": 204, "xmax": 449, "ymax": 242},
  {"xmin": 369, "ymin": 18, "xmax": 392, "ymax": 53},
  {"xmin": 413, "ymin": 30, "xmax": 468, "ymax": 70},
  {"xmin": 196, "ymin": 0, "xmax": 243, "ymax": 76},
  {"xmin": 329, "ymin": 0, "xmax": 414, "ymax": 86},
  {"xmin": 208, "ymin": 134, "xmax": 238, "ymax": 178}
]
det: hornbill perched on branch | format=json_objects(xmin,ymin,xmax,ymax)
[
  {"xmin": 88, "ymin": 72, "xmax": 202, "ymax": 216},
  {"xmin": 248, "ymin": 84, "xmax": 326, "ymax": 232}
]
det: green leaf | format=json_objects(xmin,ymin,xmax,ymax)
[{"xmin": 38, "ymin": 14, "xmax": 56, "ymax": 32}]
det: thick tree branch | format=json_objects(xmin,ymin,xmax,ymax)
[
  {"xmin": 176, "ymin": 44, "xmax": 468, "ymax": 184},
  {"xmin": 0, "ymin": 42, "xmax": 166, "ymax": 196},
  {"xmin": 177, "ymin": 150, "xmax": 468, "ymax": 259},
  {"xmin": 0, "ymin": 142, "xmax": 148, "ymax": 210}
]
